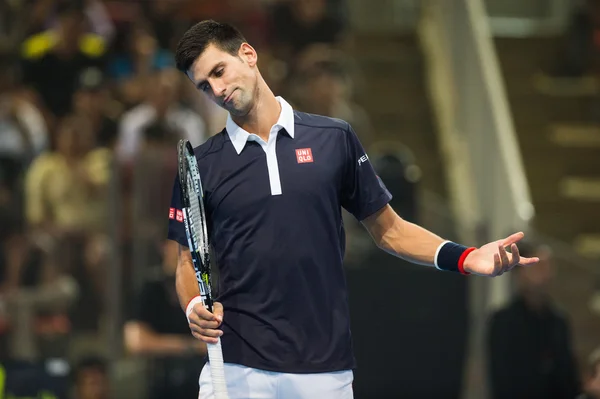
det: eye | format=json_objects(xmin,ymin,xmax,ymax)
[
  {"xmin": 215, "ymin": 69, "xmax": 224, "ymax": 78},
  {"xmin": 200, "ymin": 82, "xmax": 210, "ymax": 92}
]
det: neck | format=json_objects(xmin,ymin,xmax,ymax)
[{"xmin": 231, "ymin": 79, "xmax": 280, "ymax": 142}]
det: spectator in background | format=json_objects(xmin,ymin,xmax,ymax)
[
  {"xmin": 487, "ymin": 242, "xmax": 581, "ymax": 399},
  {"xmin": 24, "ymin": 115, "xmax": 111, "ymax": 331},
  {"xmin": 579, "ymin": 347, "xmax": 600, "ymax": 399},
  {"xmin": 271, "ymin": 0, "xmax": 347, "ymax": 58},
  {"xmin": 116, "ymin": 69, "xmax": 206, "ymax": 164},
  {"xmin": 291, "ymin": 51, "xmax": 371, "ymax": 145},
  {"xmin": 0, "ymin": 55, "xmax": 48, "ymax": 294},
  {"xmin": 125, "ymin": 239, "xmax": 206, "ymax": 399},
  {"xmin": 554, "ymin": 0, "xmax": 600, "ymax": 78},
  {"xmin": 109, "ymin": 20, "xmax": 174, "ymax": 109},
  {"xmin": 71, "ymin": 355, "xmax": 110, "ymax": 399},
  {"xmin": 20, "ymin": 2, "xmax": 107, "ymax": 120},
  {"xmin": 72, "ymin": 67, "xmax": 120, "ymax": 149}
]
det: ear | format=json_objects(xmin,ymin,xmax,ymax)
[{"xmin": 238, "ymin": 43, "xmax": 258, "ymax": 67}]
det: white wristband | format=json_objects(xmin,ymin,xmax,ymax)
[{"xmin": 186, "ymin": 295, "xmax": 203, "ymax": 323}]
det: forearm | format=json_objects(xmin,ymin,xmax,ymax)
[
  {"xmin": 125, "ymin": 323, "xmax": 197, "ymax": 355},
  {"xmin": 376, "ymin": 217, "xmax": 445, "ymax": 267},
  {"xmin": 176, "ymin": 245, "xmax": 200, "ymax": 311}
]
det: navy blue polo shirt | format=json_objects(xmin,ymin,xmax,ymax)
[{"xmin": 167, "ymin": 97, "xmax": 392, "ymax": 373}]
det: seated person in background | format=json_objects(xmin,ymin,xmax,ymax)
[
  {"xmin": 125, "ymin": 239, "xmax": 207, "ymax": 399},
  {"xmin": 24, "ymin": 115, "xmax": 111, "ymax": 331},
  {"xmin": 20, "ymin": 2, "xmax": 107, "ymax": 120},
  {"xmin": 270, "ymin": 0, "xmax": 348, "ymax": 64},
  {"xmin": 72, "ymin": 67, "xmax": 121, "ymax": 150},
  {"xmin": 486, "ymin": 242, "xmax": 581, "ymax": 399},
  {"xmin": 71, "ymin": 355, "xmax": 111, "ymax": 399},
  {"xmin": 290, "ymin": 50, "xmax": 372, "ymax": 146},
  {"xmin": 116, "ymin": 69, "xmax": 207, "ymax": 164},
  {"xmin": 108, "ymin": 20, "xmax": 174, "ymax": 109}
]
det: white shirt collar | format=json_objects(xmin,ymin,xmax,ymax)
[{"xmin": 226, "ymin": 96, "xmax": 295, "ymax": 155}]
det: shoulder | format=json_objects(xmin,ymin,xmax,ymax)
[
  {"xmin": 79, "ymin": 33, "xmax": 107, "ymax": 58},
  {"xmin": 294, "ymin": 111, "xmax": 350, "ymax": 132},
  {"xmin": 488, "ymin": 302, "xmax": 518, "ymax": 325},
  {"xmin": 193, "ymin": 129, "xmax": 228, "ymax": 160},
  {"xmin": 21, "ymin": 31, "xmax": 56, "ymax": 59},
  {"xmin": 21, "ymin": 31, "xmax": 106, "ymax": 60}
]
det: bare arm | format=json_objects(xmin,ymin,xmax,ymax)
[
  {"xmin": 124, "ymin": 321, "xmax": 206, "ymax": 356},
  {"xmin": 176, "ymin": 244, "xmax": 200, "ymax": 311},
  {"xmin": 361, "ymin": 205, "xmax": 539, "ymax": 276},
  {"xmin": 176, "ymin": 243, "xmax": 224, "ymax": 344},
  {"xmin": 361, "ymin": 204, "xmax": 444, "ymax": 267}
]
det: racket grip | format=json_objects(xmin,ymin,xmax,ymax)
[{"xmin": 208, "ymin": 338, "xmax": 229, "ymax": 399}]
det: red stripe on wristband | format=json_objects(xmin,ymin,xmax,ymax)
[
  {"xmin": 186, "ymin": 295, "xmax": 201, "ymax": 313},
  {"xmin": 458, "ymin": 247, "xmax": 477, "ymax": 275}
]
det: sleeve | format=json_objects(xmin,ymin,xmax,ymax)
[
  {"xmin": 340, "ymin": 123, "xmax": 392, "ymax": 221},
  {"xmin": 166, "ymin": 173, "xmax": 188, "ymax": 247},
  {"xmin": 129, "ymin": 282, "xmax": 158, "ymax": 326},
  {"xmin": 24, "ymin": 155, "xmax": 48, "ymax": 225}
]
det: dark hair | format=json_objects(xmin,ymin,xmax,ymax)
[
  {"xmin": 175, "ymin": 20, "xmax": 247, "ymax": 73},
  {"xmin": 72, "ymin": 355, "xmax": 108, "ymax": 382}
]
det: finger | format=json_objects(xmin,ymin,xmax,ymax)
[
  {"xmin": 518, "ymin": 256, "xmax": 540, "ymax": 266},
  {"xmin": 493, "ymin": 253, "xmax": 501, "ymax": 276},
  {"xmin": 191, "ymin": 331, "xmax": 220, "ymax": 345},
  {"xmin": 501, "ymin": 231, "xmax": 525, "ymax": 247},
  {"xmin": 509, "ymin": 243, "xmax": 520, "ymax": 270},
  {"xmin": 498, "ymin": 244, "xmax": 510, "ymax": 269},
  {"xmin": 213, "ymin": 302, "xmax": 224, "ymax": 324},
  {"xmin": 189, "ymin": 317, "xmax": 221, "ymax": 330},
  {"xmin": 190, "ymin": 324, "xmax": 223, "ymax": 339},
  {"xmin": 193, "ymin": 304, "xmax": 218, "ymax": 322}
]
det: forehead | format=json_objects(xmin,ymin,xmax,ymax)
[{"xmin": 186, "ymin": 44, "xmax": 236, "ymax": 82}]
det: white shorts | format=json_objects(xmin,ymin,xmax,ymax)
[{"xmin": 198, "ymin": 362, "xmax": 354, "ymax": 399}]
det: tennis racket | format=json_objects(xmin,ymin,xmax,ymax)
[{"xmin": 177, "ymin": 139, "xmax": 229, "ymax": 399}]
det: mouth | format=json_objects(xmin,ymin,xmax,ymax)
[{"xmin": 224, "ymin": 89, "xmax": 236, "ymax": 104}]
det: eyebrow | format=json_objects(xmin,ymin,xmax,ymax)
[{"xmin": 196, "ymin": 62, "xmax": 225, "ymax": 90}]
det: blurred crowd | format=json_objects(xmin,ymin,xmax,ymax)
[
  {"xmin": 1, "ymin": 0, "xmax": 599, "ymax": 398},
  {"xmin": 0, "ymin": 0, "xmax": 379, "ymax": 397}
]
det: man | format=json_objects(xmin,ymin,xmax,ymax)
[
  {"xmin": 125, "ymin": 240, "xmax": 206, "ymax": 399},
  {"xmin": 20, "ymin": 2, "xmax": 106, "ymax": 119},
  {"xmin": 487, "ymin": 243, "xmax": 580, "ymax": 399},
  {"xmin": 167, "ymin": 20, "xmax": 539, "ymax": 399}
]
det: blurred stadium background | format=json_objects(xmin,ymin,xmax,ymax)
[{"xmin": 0, "ymin": 0, "xmax": 599, "ymax": 398}]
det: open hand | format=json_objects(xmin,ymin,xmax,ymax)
[{"xmin": 463, "ymin": 232, "xmax": 539, "ymax": 277}]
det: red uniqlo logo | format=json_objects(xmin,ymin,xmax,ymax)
[
  {"xmin": 296, "ymin": 148, "xmax": 313, "ymax": 163},
  {"xmin": 176, "ymin": 210, "xmax": 183, "ymax": 222},
  {"xmin": 168, "ymin": 208, "xmax": 175, "ymax": 219}
]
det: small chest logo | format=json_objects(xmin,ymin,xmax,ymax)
[
  {"xmin": 296, "ymin": 148, "xmax": 313, "ymax": 163},
  {"xmin": 168, "ymin": 208, "xmax": 175, "ymax": 219}
]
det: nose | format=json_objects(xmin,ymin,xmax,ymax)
[{"xmin": 212, "ymin": 83, "xmax": 226, "ymax": 98}]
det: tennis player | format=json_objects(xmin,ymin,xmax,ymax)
[{"xmin": 167, "ymin": 20, "xmax": 540, "ymax": 399}]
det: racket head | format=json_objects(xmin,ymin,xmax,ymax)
[{"xmin": 177, "ymin": 139, "xmax": 214, "ymax": 311}]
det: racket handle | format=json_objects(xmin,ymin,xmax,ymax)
[{"xmin": 208, "ymin": 338, "xmax": 229, "ymax": 399}]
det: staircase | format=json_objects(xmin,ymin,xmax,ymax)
[
  {"xmin": 349, "ymin": 33, "xmax": 449, "ymax": 201},
  {"xmin": 494, "ymin": 36, "xmax": 600, "ymax": 365}
]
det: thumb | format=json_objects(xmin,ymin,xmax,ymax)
[{"xmin": 213, "ymin": 302, "xmax": 224, "ymax": 324}]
